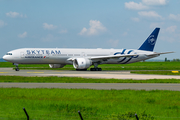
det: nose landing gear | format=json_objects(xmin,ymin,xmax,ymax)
[{"xmin": 13, "ymin": 63, "xmax": 19, "ymax": 71}]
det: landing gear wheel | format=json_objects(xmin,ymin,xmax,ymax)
[
  {"xmin": 90, "ymin": 68, "xmax": 102, "ymax": 71},
  {"xmin": 76, "ymin": 69, "xmax": 87, "ymax": 71},
  {"xmin": 90, "ymin": 68, "xmax": 94, "ymax": 71},
  {"xmin": 15, "ymin": 68, "xmax": 19, "ymax": 71},
  {"xmin": 13, "ymin": 63, "xmax": 19, "ymax": 71},
  {"xmin": 90, "ymin": 63, "xmax": 102, "ymax": 71},
  {"xmin": 98, "ymin": 68, "xmax": 102, "ymax": 71}
]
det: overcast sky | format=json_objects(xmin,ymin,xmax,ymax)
[{"xmin": 0, "ymin": 0, "xmax": 180, "ymax": 60}]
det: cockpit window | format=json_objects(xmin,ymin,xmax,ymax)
[{"xmin": 6, "ymin": 53, "xmax": 12, "ymax": 55}]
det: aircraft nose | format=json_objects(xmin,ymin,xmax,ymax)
[{"xmin": 3, "ymin": 55, "xmax": 7, "ymax": 61}]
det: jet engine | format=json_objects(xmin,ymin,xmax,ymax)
[
  {"xmin": 73, "ymin": 58, "xmax": 92, "ymax": 70},
  {"xmin": 49, "ymin": 64, "xmax": 65, "ymax": 68}
]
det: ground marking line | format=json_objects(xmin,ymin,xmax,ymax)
[{"xmin": 27, "ymin": 72, "xmax": 44, "ymax": 73}]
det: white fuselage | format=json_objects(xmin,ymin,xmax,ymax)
[
  {"xmin": 3, "ymin": 48, "xmax": 157, "ymax": 65},
  {"xmin": 2, "ymin": 28, "xmax": 172, "ymax": 71}
]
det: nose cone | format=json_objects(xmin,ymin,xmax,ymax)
[{"xmin": 2, "ymin": 55, "xmax": 7, "ymax": 61}]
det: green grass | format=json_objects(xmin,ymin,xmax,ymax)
[
  {"xmin": 1, "ymin": 62, "xmax": 180, "ymax": 120},
  {"xmin": 131, "ymin": 71, "xmax": 180, "ymax": 75},
  {"xmin": 0, "ymin": 88, "xmax": 180, "ymax": 120},
  {"xmin": 1, "ymin": 76, "xmax": 180, "ymax": 83},
  {"xmin": 0, "ymin": 62, "xmax": 75, "ymax": 70},
  {"xmin": 1, "ymin": 61, "xmax": 180, "ymax": 70},
  {"xmin": 0, "ymin": 62, "xmax": 48, "ymax": 67}
]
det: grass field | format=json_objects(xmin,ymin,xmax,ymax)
[
  {"xmin": 131, "ymin": 71, "xmax": 180, "ymax": 75},
  {"xmin": 1, "ymin": 62, "xmax": 180, "ymax": 120},
  {"xmin": 1, "ymin": 88, "xmax": 180, "ymax": 120},
  {"xmin": 1, "ymin": 76, "xmax": 180, "ymax": 83},
  {"xmin": 1, "ymin": 61, "xmax": 180, "ymax": 71}
]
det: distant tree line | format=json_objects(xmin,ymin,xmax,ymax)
[{"xmin": 165, "ymin": 58, "xmax": 180, "ymax": 62}]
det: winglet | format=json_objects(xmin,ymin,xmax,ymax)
[{"xmin": 138, "ymin": 28, "xmax": 160, "ymax": 51}]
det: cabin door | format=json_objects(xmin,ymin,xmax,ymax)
[{"xmin": 20, "ymin": 52, "xmax": 25, "ymax": 58}]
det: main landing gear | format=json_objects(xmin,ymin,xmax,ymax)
[
  {"xmin": 13, "ymin": 63, "xmax": 19, "ymax": 71},
  {"xmin": 90, "ymin": 63, "xmax": 102, "ymax": 71},
  {"xmin": 76, "ymin": 69, "xmax": 87, "ymax": 71},
  {"xmin": 90, "ymin": 68, "xmax": 102, "ymax": 71}
]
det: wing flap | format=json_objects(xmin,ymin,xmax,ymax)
[
  {"xmin": 90, "ymin": 54, "xmax": 139, "ymax": 60},
  {"xmin": 67, "ymin": 54, "xmax": 139, "ymax": 61}
]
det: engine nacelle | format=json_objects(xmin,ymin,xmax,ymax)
[
  {"xmin": 73, "ymin": 58, "xmax": 92, "ymax": 69},
  {"xmin": 49, "ymin": 64, "xmax": 65, "ymax": 68}
]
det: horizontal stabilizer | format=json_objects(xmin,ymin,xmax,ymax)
[{"xmin": 146, "ymin": 51, "xmax": 174, "ymax": 56}]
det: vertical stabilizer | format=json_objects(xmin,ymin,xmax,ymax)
[{"xmin": 138, "ymin": 28, "xmax": 160, "ymax": 51}]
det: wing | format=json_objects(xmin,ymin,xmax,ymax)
[
  {"xmin": 90, "ymin": 54, "xmax": 138, "ymax": 60},
  {"xmin": 67, "ymin": 51, "xmax": 174, "ymax": 61},
  {"xmin": 67, "ymin": 54, "xmax": 139, "ymax": 61},
  {"xmin": 89, "ymin": 51, "xmax": 174, "ymax": 60}
]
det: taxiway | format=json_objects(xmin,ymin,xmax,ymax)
[
  {"xmin": 1, "ymin": 83, "xmax": 180, "ymax": 91},
  {"xmin": 1, "ymin": 68, "xmax": 180, "ymax": 80},
  {"xmin": 1, "ymin": 68, "xmax": 180, "ymax": 91}
]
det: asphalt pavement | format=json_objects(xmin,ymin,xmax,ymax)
[{"xmin": 1, "ymin": 68, "xmax": 180, "ymax": 91}]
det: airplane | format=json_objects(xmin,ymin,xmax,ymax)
[{"xmin": 3, "ymin": 28, "xmax": 173, "ymax": 71}]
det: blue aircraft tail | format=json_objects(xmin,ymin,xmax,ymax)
[{"xmin": 138, "ymin": 28, "xmax": 160, "ymax": 51}]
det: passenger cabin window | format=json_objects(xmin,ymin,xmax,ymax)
[{"xmin": 6, "ymin": 53, "xmax": 12, "ymax": 55}]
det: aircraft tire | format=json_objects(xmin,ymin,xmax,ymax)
[
  {"xmin": 76, "ymin": 69, "xmax": 87, "ymax": 71},
  {"xmin": 90, "ymin": 68, "xmax": 94, "ymax": 71},
  {"xmin": 15, "ymin": 68, "xmax": 19, "ymax": 71},
  {"xmin": 90, "ymin": 68, "xmax": 102, "ymax": 71}
]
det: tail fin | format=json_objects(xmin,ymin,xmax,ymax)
[{"xmin": 138, "ymin": 28, "xmax": 160, "ymax": 51}]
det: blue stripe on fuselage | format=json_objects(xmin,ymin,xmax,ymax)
[
  {"xmin": 122, "ymin": 56, "xmax": 133, "ymax": 64},
  {"xmin": 122, "ymin": 51, "xmax": 139, "ymax": 64},
  {"xmin": 118, "ymin": 57, "xmax": 127, "ymax": 63},
  {"xmin": 127, "ymin": 50, "xmax": 133, "ymax": 54},
  {"xmin": 121, "ymin": 49, "xmax": 126, "ymax": 54},
  {"xmin": 117, "ymin": 50, "xmax": 133, "ymax": 63},
  {"xmin": 114, "ymin": 49, "xmax": 126, "ymax": 56}
]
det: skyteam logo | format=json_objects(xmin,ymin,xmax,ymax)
[
  {"xmin": 114, "ymin": 49, "xmax": 139, "ymax": 64},
  {"xmin": 26, "ymin": 50, "xmax": 61, "ymax": 55},
  {"xmin": 148, "ymin": 35, "xmax": 156, "ymax": 45}
]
